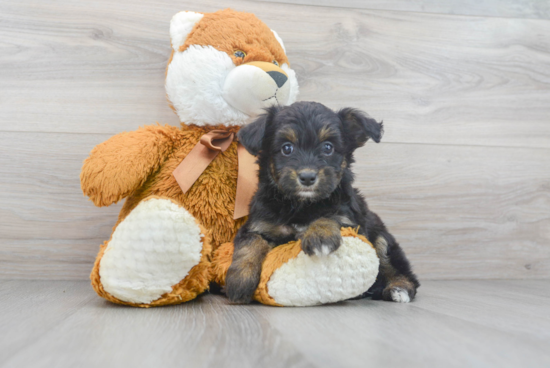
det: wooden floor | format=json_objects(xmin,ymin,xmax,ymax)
[{"xmin": 1, "ymin": 280, "xmax": 549, "ymax": 368}]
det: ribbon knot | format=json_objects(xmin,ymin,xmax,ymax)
[{"xmin": 172, "ymin": 130, "xmax": 258, "ymax": 219}]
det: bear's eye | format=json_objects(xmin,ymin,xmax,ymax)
[
  {"xmin": 234, "ymin": 50, "xmax": 246, "ymax": 59},
  {"xmin": 281, "ymin": 143, "xmax": 294, "ymax": 156},
  {"xmin": 272, "ymin": 60, "xmax": 279, "ymax": 66},
  {"xmin": 322, "ymin": 142, "xmax": 334, "ymax": 156}
]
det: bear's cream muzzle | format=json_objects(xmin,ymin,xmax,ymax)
[{"xmin": 222, "ymin": 61, "xmax": 291, "ymax": 117}]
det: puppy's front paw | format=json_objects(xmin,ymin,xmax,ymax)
[
  {"xmin": 225, "ymin": 266, "xmax": 260, "ymax": 304},
  {"xmin": 300, "ymin": 220, "xmax": 342, "ymax": 256},
  {"xmin": 301, "ymin": 233, "xmax": 341, "ymax": 256}
]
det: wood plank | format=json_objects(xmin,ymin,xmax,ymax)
[
  {"xmin": 257, "ymin": 0, "xmax": 550, "ymax": 19},
  {"xmin": 255, "ymin": 280, "xmax": 550, "ymax": 368},
  {"xmin": 1, "ymin": 0, "xmax": 549, "ymax": 281},
  {"xmin": 1, "ymin": 0, "xmax": 550, "ymax": 148},
  {"xmin": 354, "ymin": 141, "xmax": 550, "ymax": 280},
  {"xmin": 0, "ymin": 281, "xmax": 95, "ymax": 363},
  {"xmin": 0, "ymin": 281, "xmax": 314, "ymax": 368},
  {"xmin": 0, "ymin": 132, "xmax": 121, "ymax": 280},
  {"xmin": 1, "ymin": 132, "xmax": 549, "ymax": 280},
  {"xmin": 410, "ymin": 280, "xmax": 550, "ymax": 341},
  {"xmin": 2, "ymin": 280, "xmax": 549, "ymax": 368}
]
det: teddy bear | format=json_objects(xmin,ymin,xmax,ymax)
[{"xmin": 81, "ymin": 8, "xmax": 379, "ymax": 308}]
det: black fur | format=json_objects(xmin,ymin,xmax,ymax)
[{"xmin": 225, "ymin": 101, "xmax": 419, "ymax": 303}]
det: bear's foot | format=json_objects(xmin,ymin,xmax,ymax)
[
  {"xmin": 92, "ymin": 197, "xmax": 212, "ymax": 307},
  {"xmin": 212, "ymin": 228, "xmax": 379, "ymax": 307}
]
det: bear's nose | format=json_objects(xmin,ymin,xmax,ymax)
[
  {"xmin": 266, "ymin": 71, "xmax": 288, "ymax": 88},
  {"xmin": 298, "ymin": 171, "xmax": 317, "ymax": 187}
]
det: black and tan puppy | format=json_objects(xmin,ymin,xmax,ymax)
[{"xmin": 225, "ymin": 101, "xmax": 419, "ymax": 303}]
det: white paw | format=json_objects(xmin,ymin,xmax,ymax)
[{"xmin": 390, "ymin": 287, "xmax": 411, "ymax": 303}]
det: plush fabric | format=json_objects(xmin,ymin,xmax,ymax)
[
  {"xmin": 90, "ymin": 197, "xmax": 214, "ymax": 308},
  {"xmin": 212, "ymin": 228, "xmax": 379, "ymax": 307},
  {"xmin": 82, "ymin": 125, "xmax": 246, "ymax": 248},
  {"xmin": 181, "ymin": 10, "xmax": 289, "ymax": 66},
  {"xmin": 170, "ymin": 11, "xmax": 204, "ymax": 51},
  {"xmin": 165, "ymin": 9, "xmax": 299, "ymax": 126},
  {"xmin": 98, "ymin": 198, "xmax": 205, "ymax": 304},
  {"xmin": 85, "ymin": 125, "xmax": 242, "ymax": 307}
]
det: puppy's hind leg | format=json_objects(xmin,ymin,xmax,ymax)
[
  {"xmin": 225, "ymin": 233, "xmax": 273, "ymax": 304},
  {"xmin": 372, "ymin": 233, "xmax": 420, "ymax": 303}
]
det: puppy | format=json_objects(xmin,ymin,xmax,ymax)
[{"xmin": 225, "ymin": 101, "xmax": 419, "ymax": 303}]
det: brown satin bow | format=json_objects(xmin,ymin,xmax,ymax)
[{"xmin": 172, "ymin": 130, "xmax": 258, "ymax": 219}]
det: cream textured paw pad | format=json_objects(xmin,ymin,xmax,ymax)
[
  {"xmin": 99, "ymin": 198, "xmax": 204, "ymax": 304},
  {"xmin": 267, "ymin": 235, "xmax": 379, "ymax": 306},
  {"xmin": 211, "ymin": 228, "xmax": 379, "ymax": 307}
]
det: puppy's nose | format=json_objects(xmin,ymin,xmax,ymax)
[
  {"xmin": 266, "ymin": 71, "xmax": 288, "ymax": 88},
  {"xmin": 298, "ymin": 171, "xmax": 317, "ymax": 187}
]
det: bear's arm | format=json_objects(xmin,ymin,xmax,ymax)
[{"xmin": 80, "ymin": 125, "xmax": 179, "ymax": 207}]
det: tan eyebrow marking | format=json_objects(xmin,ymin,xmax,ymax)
[
  {"xmin": 318, "ymin": 125, "xmax": 336, "ymax": 142},
  {"xmin": 279, "ymin": 127, "xmax": 297, "ymax": 143}
]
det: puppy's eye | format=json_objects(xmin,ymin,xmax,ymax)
[
  {"xmin": 234, "ymin": 50, "xmax": 246, "ymax": 59},
  {"xmin": 273, "ymin": 60, "xmax": 279, "ymax": 66},
  {"xmin": 281, "ymin": 143, "xmax": 294, "ymax": 156},
  {"xmin": 322, "ymin": 142, "xmax": 334, "ymax": 156}
]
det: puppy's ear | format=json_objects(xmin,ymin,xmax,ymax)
[
  {"xmin": 237, "ymin": 106, "xmax": 279, "ymax": 156},
  {"xmin": 338, "ymin": 108, "xmax": 384, "ymax": 149}
]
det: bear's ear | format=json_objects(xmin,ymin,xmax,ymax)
[
  {"xmin": 338, "ymin": 108, "xmax": 384, "ymax": 149},
  {"xmin": 237, "ymin": 106, "xmax": 280, "ymax": 156},
  {"xmin": 271, "ymin": 29, "xmax": 286, "ymax": 54},
  {"xmin": 170, "ymin": 11, "xmax": 204, "ymax": 51}
]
